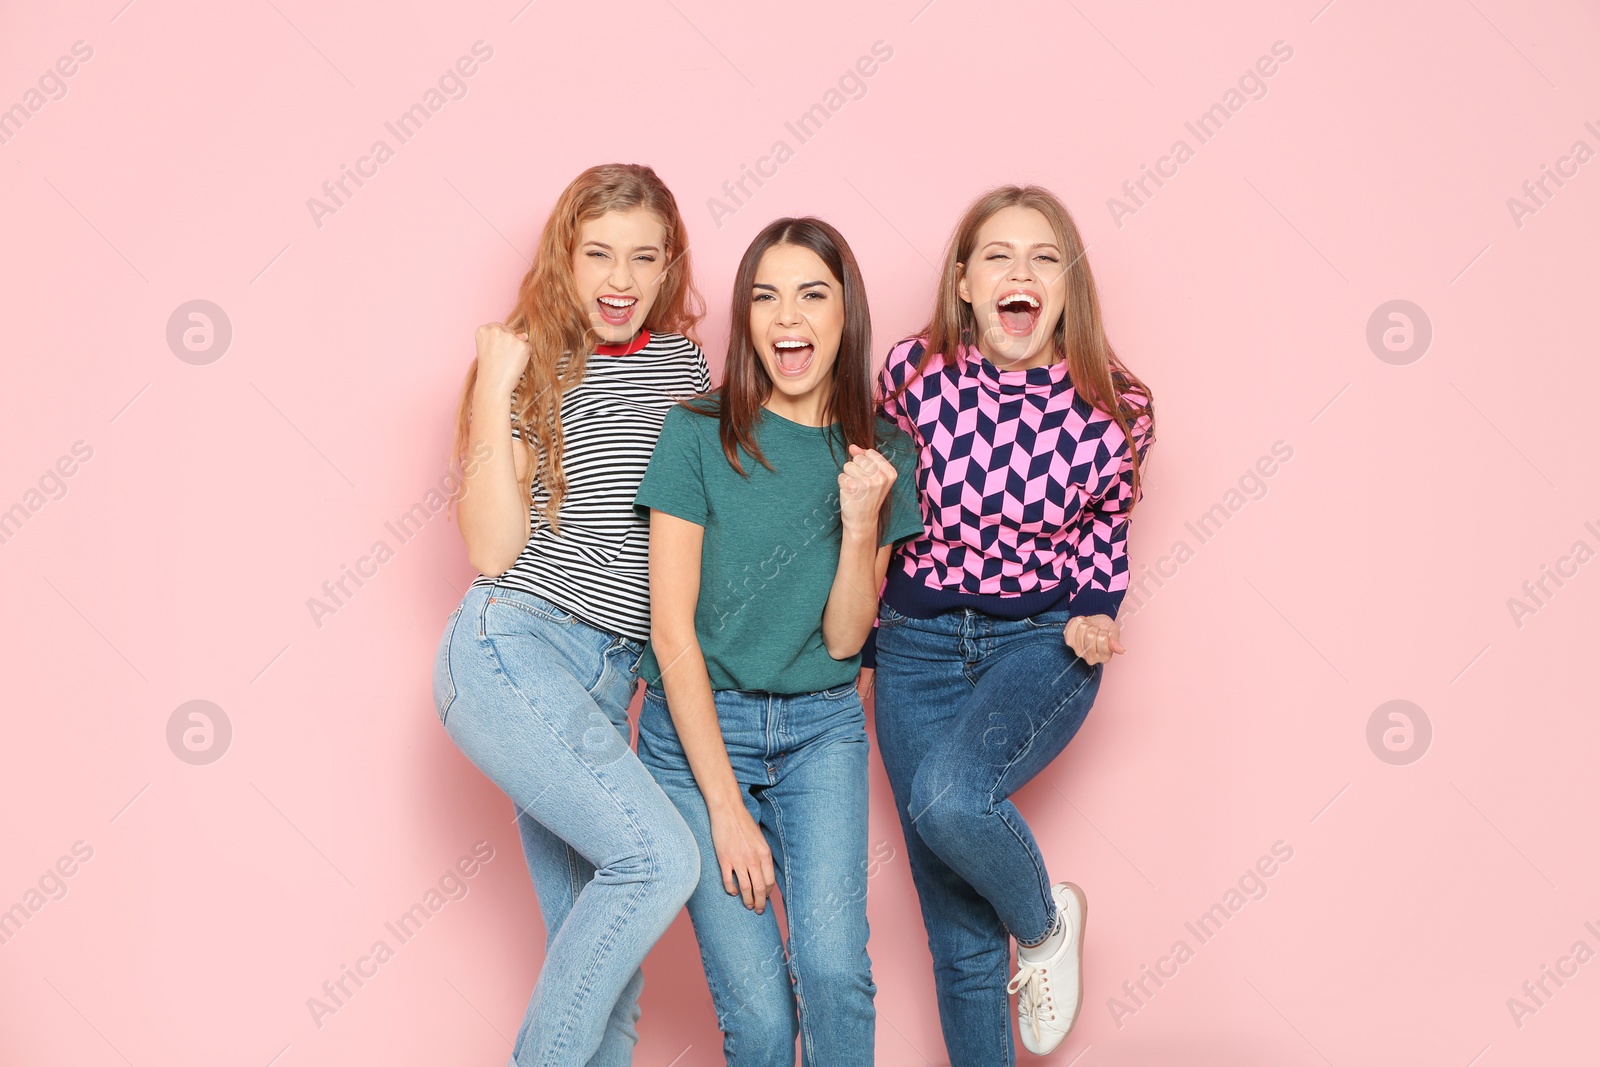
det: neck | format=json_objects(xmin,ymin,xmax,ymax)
[
  {"xmin": 976, "ymin": 337, "xmax": 1059, "ymax": 371},
  {"xmin": 762, "ymin": 384, "xmax": 830, "ymax": 427}
]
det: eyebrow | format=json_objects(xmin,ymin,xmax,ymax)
[
  {"xmin": 752, "ymin": 280, "xmax": 831, "ymax": 291},
  {"xmin": 979, "ymin": 240, "xmax": 1062, "ymax": 253},
  {"xmin": 583, "ymin": 240, "xmax": 663, "ymax": 253}
]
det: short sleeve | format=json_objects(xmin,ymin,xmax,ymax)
[
  {"xmin": 877, "ymin": 420, "xmax": 924, "ymax": 548},
  {"xmin": 692, "ymin": 344, "xmax": 712, "ymax": 394},
  {"xmin": 634, "ymin": 404, "xmax": 710, "ymax": 526}
]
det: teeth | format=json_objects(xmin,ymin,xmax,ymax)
[
  {"xmin": 599, "ymin": 296, "xmax": 635, "ymax": 307},
  {"xmin": 1000, "ymin": 293, "xmax": 1040, "ymax": 308},
  {"xmin": 775, "ymin": 340, "xmax": 811, "ymax": 349}
]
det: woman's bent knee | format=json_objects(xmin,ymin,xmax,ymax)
[
  {"xmin": 620, "ymin": 805, "xmax": 699, "ymax": 909},
  {"xmin": 908, "ymin": 768, "xmax": 986, "ymax": 852},
  {"xmin": 658, "ymin": 820, "xmax": 701, "ymax": 908}
]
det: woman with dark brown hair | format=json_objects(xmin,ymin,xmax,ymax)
[
  {"xmin": 869, "ymin": 185, "xmax": 1157, "ymax": 1062},
  {"xmin": 633, "ymin": 217, "xmax": 924, "ymax": 1064}
]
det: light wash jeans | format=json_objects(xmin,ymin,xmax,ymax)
[
  {"xmin": 434, "ymin": 584, "xmax": 700, "ymax": 1066},
  {"xmin": 872, "ymin": 603, "xmax": 1103, "ymax": 1067},
  {"xmin": 637, "ymin": 682, "xmax": 876, "ymax": 1066}
]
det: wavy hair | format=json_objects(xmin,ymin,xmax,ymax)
[{"xmin": 452, "ymin": 163, "xmax": 703, "ymax": 530}]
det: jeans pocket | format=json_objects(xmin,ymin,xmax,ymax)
[
  {"xmin": 821, "ymin": 680, "xmax": 861, "ymax": 701},
  {"xmin": 877, "ymin": 601, "xmax": 909, "ymax": 628},
  {"xmin": 432, "ymin": 606, "xmax": 463, "ymax": 724},
  {"xmin": 485, "ymin": 594, "xmax": 577, "ymax": 629},
  {"xmin": 636, "ymin": 688, "xmax": 685, "ymax": 765},
  {"xmin": 588, "ymin": 640, "xmax": 633, "ymax": 710}
]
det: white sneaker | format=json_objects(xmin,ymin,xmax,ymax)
[{"xmin": 1008, "ymin": 881, "xmax": 1087, "ymax": 1055}]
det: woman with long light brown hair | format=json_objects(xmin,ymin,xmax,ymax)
[
  {"xmin": 867, "ymin": 185, "xmax": 1156, "ymax": 1062},
  {"xmin": 432, "ymin": 163, "xmax": 708, "ymax": 1066}
]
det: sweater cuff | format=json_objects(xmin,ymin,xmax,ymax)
[
  {"xmin": 1067, "ymin": 588, "xmax": 1123, "ymax": 621},
  {"xmin": 859, "ymin": 625, "xmax": 879, "ymax": 670}
]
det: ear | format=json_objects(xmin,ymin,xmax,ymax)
[{"xmin": 956, "ymin": 262, "xmax": 971, "ymax": 305}]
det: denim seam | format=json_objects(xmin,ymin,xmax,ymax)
[
  {"xmin": 766, "ymin": 769, "xmax": 813, "ymax": 1064},
  {"xmin": 437, "ymin": 607, "xmax": 464, "ymax": 725},
  {"xmin": 470, "ymin": 627, "xmax": 665, "ymax": 1064},
  {"xmin": 563, "ymin": 844, "xmax": 583, "ymax": 913},
  {"xmin": 607, "ymin": 637, "xmax": 645, "ymax": 695},
  {"xmin": 489, "ymin": 593, "xmax": 576, "ymax": 625},
  {"xmin": 545, "ymin": 875, "xmax": 657, "ymax": 1063},
  {"xmin": 983, "ymin": 660, "xmax": 1099, "ymax": 945},
  {"xmin": 641, "ymin": 700, "xmax": 797, "ymax": 1058},
  {"xmin": 484, "ymin": 599, "xmax": 615, "ymax": 702}
]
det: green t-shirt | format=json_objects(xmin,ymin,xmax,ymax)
[{"xmin": 634, "ymin": 401, "xmax": 924, "ymax": 694}]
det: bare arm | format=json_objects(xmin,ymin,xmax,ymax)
[
  {"xmin": 649, "ymin": 509, "xmax": 777, "ymax": 913},
  {"xmin": 821, "ymin": 445, "xmax": 899, "ymax": 659},
  {"xmin": 458, "ymin": 324, "xmax": 533, "ymax": 576}
]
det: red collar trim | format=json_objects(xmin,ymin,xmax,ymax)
[{"xmin": 595, "ymin": 329, "xmax": 652, "ymax": 356}]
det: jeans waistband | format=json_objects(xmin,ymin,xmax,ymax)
[
  {"xmin": 642, "ymin": 681, "xmax": 861, "ymax": 715},
  {"xmin": 465, "ymin": 583, "xmax": 645, "ymax": 654}
]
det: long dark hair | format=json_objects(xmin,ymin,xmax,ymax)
[{"xmin": 696, "ymin": 217, "xmax": 882, "ymax": 476}]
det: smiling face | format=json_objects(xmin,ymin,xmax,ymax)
[
  {"xmin": 749, "ymin": 242, "xmax": 845, "ymax": 416},
  {"xmin": 957, "ymin": 205, "xmax": 1069, "ymax": 370},
  {"xmin": 570, "ymin": 208, "xmax": 669, "ymax": 346}
]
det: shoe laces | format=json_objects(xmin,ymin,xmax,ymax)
[{"xmin": 1008, "ymin": 960, "xmax": 1057, "ymax": 1044}]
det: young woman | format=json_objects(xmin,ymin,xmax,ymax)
[
  {"xmin": 866, "ymin": 186, "xmax": 1156, "ymax": 1063},
  {"xmin": 432, "ymin": 163, "xmax": 709, "ymax": 1067},
  {"xmin": 632, "ymin": 217, "xmax": 923, "ymax": 1065}
]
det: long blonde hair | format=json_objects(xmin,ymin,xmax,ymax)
[
  {"xmin": 452, "ymin": 163, "xmax": 703, "ymax": 530},
  {"xmin": 889, "ymin": 185, "xmax": 1154, "ymax": 511}
]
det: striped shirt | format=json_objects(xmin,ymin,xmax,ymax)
[{"xmin": 472, "ymin": 331, "xmax": 711, "ymax": 641}]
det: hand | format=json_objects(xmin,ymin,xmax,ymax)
[
  {"xmin": 856, "ymin": 667, "xmax": 875, "ymax": 702},
  {"xmin": 1064, "ymin": 613, "xmax": 1125, "ymax": 666},
  {"xmin": 709, "ymin": 804, "xmax": 776, "ymax": 913},
  {"xmin": 474, "ymin": 322, "xmax": 532, "ymax": 397},
  {"xmin": 839, "ymin": 444, "xmax": 897, "ymax": 538}
]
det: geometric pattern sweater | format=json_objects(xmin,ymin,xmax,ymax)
[{"xmin": 875, "ymin": 336, "xmax": 1155, "ymax": 629}]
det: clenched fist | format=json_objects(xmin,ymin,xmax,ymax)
[
  {"xmin": 839, "ymin": 443, "xmax": 897, "ymax": 539},
  {"xmin": 474, "ymin": 322, "xmax": 531, "ymax": 398}
]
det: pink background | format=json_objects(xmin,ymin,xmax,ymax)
[{"xmin": 2, "ymin": 1, "xmax": 1597, "ymax": 1064}]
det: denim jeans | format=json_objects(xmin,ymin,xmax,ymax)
[
  {"xmin": 871, "ymin": 603, "xmax": 1102, "ymax": 1067},
  {"xmin": 636, "ymin": 682, "xmax": 876, "ymax": 1066},
  {"xmin": 434, "ymin": 584, "xmax": 700, "ymax": 1067}
]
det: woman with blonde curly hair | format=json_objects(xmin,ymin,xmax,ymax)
[{"xmin": 433, "ymin": 163, "xmax": 709, "ymax": 1066}]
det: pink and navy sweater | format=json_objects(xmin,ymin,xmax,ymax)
[{"xmin": 868, "ymin": 337, "xmax": 1154, "ymax": 655}]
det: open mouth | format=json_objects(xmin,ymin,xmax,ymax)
[
  {"xmin": 773, "ymin": 338, "xmax": 815, "ymax": 377},
  {"xmin": 596, "ymin": 294, "xmax": 637, "ymax": 326},
  {"xmin": 996, "ymin": 290, "xmax": 1042, "ymax": 336}
]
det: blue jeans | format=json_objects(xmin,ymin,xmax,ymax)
[
  {"xmin": 636, "ymin": 682, "xmax": 876, "ymax": 1066},
  {"xmin": 433, "ymin": 584, "xmax": 700, "ymax": 1067},
  {"xmin": 871, "ymin": 603, "xmax": 1102, "ymax": 1067}
]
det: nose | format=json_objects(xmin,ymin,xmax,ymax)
[
  {"xmin": 607, "ymin": 257, "xmax": 634, "ymax": 291},
  {"xmin": 1008, "ymin": 256, "xmax": 1035, "ymax": 283},
  {"xmin": 776, "ymin": 292, "xmax": 804, "ymax": 327}
]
